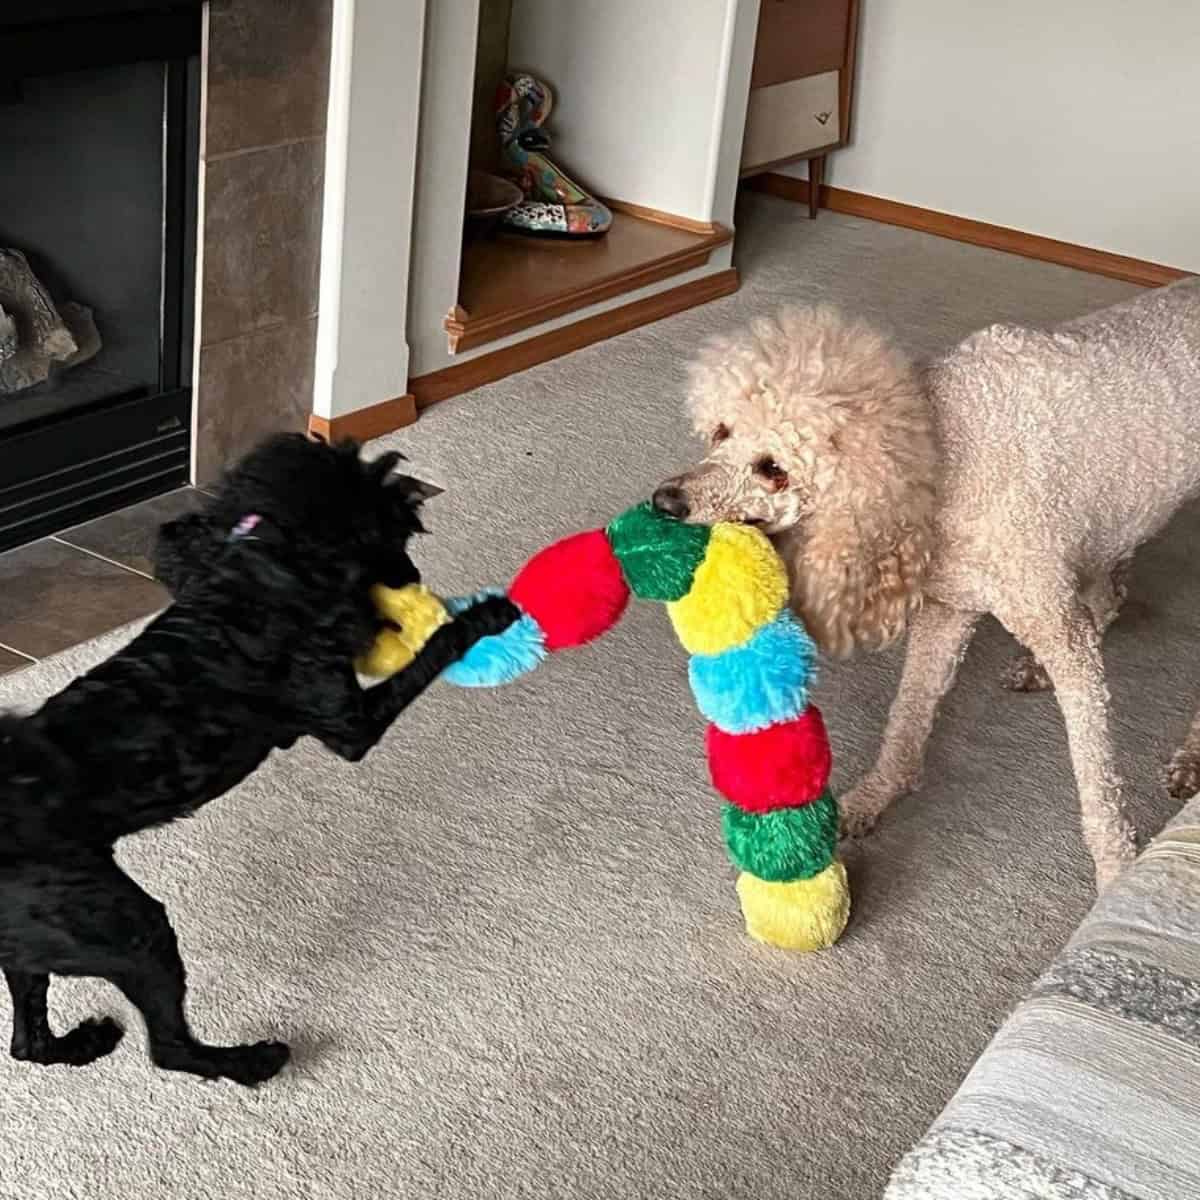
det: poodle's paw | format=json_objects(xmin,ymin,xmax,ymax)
[
  {"xmin": 1091, "ymin": 821, "xmax": 1138, "ymax": 892},
  {"xmin": 1094, "ymin": 849, "xmax": 1133, "ymax": 893},
  {"xmin": 838, "ymin": 777, "xmax": 894, "ymax": 841},
  {"xmin": 465, "ymin": 595, "xmax": 521, "ymax": 639},
  {"xmin": 214, "ymin": 1040, "xmax": 291, "ymax": 1087},
  {"xmin": 1001, "ymin": 652, "xmax": 1052, "ymax": 693},
  {"xmin": 1164, "ymin": 750, "xmax": 1200, "ymax": 801},
  {"xmin": 13, "ymin": 1017, "xmax": 125, "ymax": 1067},
  {"xmin": 839, "ymin": 805, "xmax": 878, "ymax": 840},
  {"xmin": 154, "ymin": 1038, "xmax": 290, "ymax": 1086}
]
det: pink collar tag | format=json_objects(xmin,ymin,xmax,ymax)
[{"xmin": 229, "ymin": 513, "xmax": 262, "ymax": 540}]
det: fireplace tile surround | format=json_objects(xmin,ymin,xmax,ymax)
[
  {"xmin": 196, "ymin": 314, "xmax": 319, "ymax": 481},
  {"xmin": 194, "ymin": 0, "xmax": 333, "ymax": 483},
  {"xmin": 204, "ymin": 0, "xmax": 333, "ymax": 158}
]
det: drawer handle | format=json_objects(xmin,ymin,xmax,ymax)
[{"xmin": 815, "ymin": 111, "xmax": 831, "ymax": 125}]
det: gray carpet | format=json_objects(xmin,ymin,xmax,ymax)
[{"xmin": 2, "ymin": 194, "xmax": 1195, "ymax": 1200}]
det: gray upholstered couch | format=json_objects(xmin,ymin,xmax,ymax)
[{"xmin": 885, "ymin": 795, "xmax": 1200, "ymax": 1200}]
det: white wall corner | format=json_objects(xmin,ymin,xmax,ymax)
[
  {"xmin": 705, "ymin": 0, "xmax": 759, "ymax": 226},
  {"xmin": 406, "ymin": 0, "xmax": 479, "ymax": 381},
  {"xmin": 314, "ymin": 0, "xmax": 427, "ymax": 420}
]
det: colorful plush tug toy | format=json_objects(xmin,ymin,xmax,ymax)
[{"xmin": 361, "ymin": 503, "xmax": 850, "ymax": 952}]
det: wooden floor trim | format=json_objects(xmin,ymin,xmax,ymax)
[
  {"xmin": 601, "ymin": 197, "xmax": 721, "ymax": 236},
  {"xmin": 308, "ymin": 393, "xmax": 418, "ymax": 444},
  {"xmin": 445, "ymin": 221, "xmax": 731, "ymax": 354},
  {"xmin": 413, "ymin": 269, "xmax": 740, "ymax": 410},
  {"xmin": 747, "ymin": 173, "xmax": 1191, "ymax": 288}
]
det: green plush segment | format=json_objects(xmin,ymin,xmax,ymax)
[
  {"xmin": 722, "ymin": 791, "xmax": 839, "ymax": 882},
  {"xmin": 606, "ymin": 502, "xmax": 711, "ymax": 602}
]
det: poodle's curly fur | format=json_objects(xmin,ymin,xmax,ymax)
[
  {"xmin": 674, "ymin": 306, "xmax": 938, "ymax": 657},
  {"xmin": 657, "ymin": 280, "xmax": 1200, "ymax": 886},
  {"xmin": 0, "ymin": 434, "xmax": 517, "ymax": 1086}
]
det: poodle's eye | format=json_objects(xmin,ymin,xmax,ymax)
[
  {"xmin": 711, "ymin": 423, "xmax": 730, "ymax": 445},
  {"xmin": 754, "ymin": 457, "xmax": 789, "ymax": 490}
]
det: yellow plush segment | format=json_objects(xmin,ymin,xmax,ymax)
[
  {"xmin": 666, "ymin": 523, "xmax": 789, "ymax": 655},
  {"xmin": 357, "ymin": 584, "xmax": 450, "ymax": 678},
  {"xmin": 735, "ymin": 860, "xmax": 850, "ymax": 951}
]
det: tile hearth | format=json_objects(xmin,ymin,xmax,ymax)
[{"xmin": 0, "ymin": 488, "xmax": 204, "ymax": 676}]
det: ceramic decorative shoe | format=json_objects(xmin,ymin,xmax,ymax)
[{"xmin": 495, "ymin": 74, "xmax": 612, "ymax": 238}]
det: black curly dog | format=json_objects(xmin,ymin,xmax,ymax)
[{"xmin": 0, "ymin": 434, "xmax": 516, "ymax": 1086}]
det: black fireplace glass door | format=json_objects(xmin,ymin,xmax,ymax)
[{"xmin": 0, "ymin": 59, "xmax": 172, "ymax": 432}]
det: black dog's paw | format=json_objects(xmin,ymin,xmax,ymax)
[
  {"xmin": 217, "ymin": 1039, "xmax": 291, "ymax": 1086},
  {"xmin": 59, "ymin": 1017, "xmax": 126, "ymax": 1066},
  {"xmin": 462, "ymin": 595, "xmax": 521, "ymax": 639},
  {"xmin": 171, "ymin": 1039, "xmax": 291, "ymax": 1086},
  {"xmin": 13, "ymin": 1017, "xmax": 126, "ymax": 1067}
]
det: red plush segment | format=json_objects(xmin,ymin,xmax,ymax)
[
  {"xmin": 509, "ymin": 529, "xmax": 631, "ymax": 651},
  {"xmin": 706, "ymin": 706, "xmax": 832, "ymax": 813}
]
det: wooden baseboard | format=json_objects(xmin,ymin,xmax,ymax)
[
  {"xmin": 601, "ymin": 197, "xmax": 721, "ymax": 236},
  {"xmin": 307, "ymin": 393, "xmax": 418, "ymax": 443},
  {"xmin": 413, "ymin": 268, "xmax": 740, "ymax": 409},
  {"xmin": 747, "ymin": 173, "xmax": 1191, "ymax": 288}
]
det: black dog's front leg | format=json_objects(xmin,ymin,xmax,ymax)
[{"xmin": 320, "ymin": 595, "xmax": 518, "ymax": 762}]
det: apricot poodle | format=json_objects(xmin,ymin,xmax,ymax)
[{"xmin": 654, "ymin": 280, "xmax": 1200, "ymax": 887}]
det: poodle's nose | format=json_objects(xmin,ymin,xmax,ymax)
[{"xmin": 652, "ymin": 485, "xmax": 690, "ymax": 520}]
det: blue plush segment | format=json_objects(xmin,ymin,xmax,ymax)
[
  {"xmin": 442, "ymin": 590, "xmax": 547, "ymax": 687},
  {"xmin": 688, "ymin": 610, "xmax": 817, "ymax": 733}
]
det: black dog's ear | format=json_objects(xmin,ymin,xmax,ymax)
[
  {"xmin": 365, "ymin": 449, "xmax": 443, "ymax": 503},
  {"xmin": 153, "ymin": 511, "xmax": 224, "ymax": 597},
  {"xmin": 392, "ymin": 475, "xmax": 444, "ymax": 502}
]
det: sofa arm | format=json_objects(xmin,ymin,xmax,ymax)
[{"xmin": 885, "ymin": 797, "xmax": 1200, "ymax": 1200}]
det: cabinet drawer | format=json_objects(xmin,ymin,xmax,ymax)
[
  {"xmin": 751, "ymin": 0, "xmax": 851, "ymax": 89},
  {"xmin": 741, "ymin": 70, "xmax": 839, "ymax": 171}
]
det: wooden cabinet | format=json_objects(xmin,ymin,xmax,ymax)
[{"xmin": 741, "ymin": 0, "xmax": 860, "ymax": 217}]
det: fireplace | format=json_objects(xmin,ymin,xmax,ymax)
[{"xmin": 0, "ymin": 2, "xmax": 201, "ymax": 552}]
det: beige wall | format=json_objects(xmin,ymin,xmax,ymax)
[
  {"xmin": 508, "ymin": 0, "xmax": 745, "ymax": 223},
  {"xmin": 784, "ymin": 0, "xmax": 1200, "ymax": 271}
]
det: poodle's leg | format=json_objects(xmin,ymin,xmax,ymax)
[
  {"xmin": 1003, "ymin": 558, "xmax": 1131, "ymax": 693},
  {"xmin": 840, "ymin": 601, "xmax": 980, "ymax": 839},
  {"xmin": 1165, "ymin": 705, "xmax": 1200, "ymax": 800},
  {"xmin": 2, "ymin": 859, "xmax": 288, "ymax": 1085},
  {"xmin": 105, "ymin": 880, "xmax": 290, "ymax": 1086},
  {"xmin": 5, "ymin": 970, "xmax": 124, "ymax": 1066},
  {"xmin": 999, "ymin": 595, "xmax": 1137, "ymax": 888},
  {"xmin": 1095, "ymin": 556, "xmax": 1133, "ymax": 628},
  {"xmin": 318, "ymin": 596, "xmax": 518, "ymax": 762}
]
